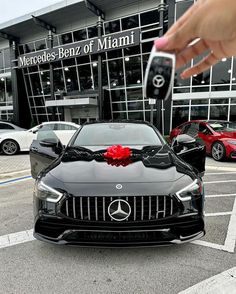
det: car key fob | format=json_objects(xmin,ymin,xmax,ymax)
[{"xmin": 144, "ymin": 46, "xmax": 175, "ymax": 100}]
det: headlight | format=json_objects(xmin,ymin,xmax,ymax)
[
  {"xmin": 176, "ymin": 179, "xmax": 202, "ymax": 201},
  {"xmin": 227, "ymin": 140, "xmax": 236, "ymax": 145},
  {"xmin": 34, "ymin": 181, "xmax": 63, "ymax": 203}
]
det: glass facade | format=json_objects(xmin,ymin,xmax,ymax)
[
  {"xmin": 0, "ymin": 47, "xmax": 13, "ymax": 121},
  {"xmin": 172, "ymin": 0, "xmax": 236, "ymax": 128},
  {"xmin": 18, "ymin": 7, "xmax": 168, "ymax": 125}
]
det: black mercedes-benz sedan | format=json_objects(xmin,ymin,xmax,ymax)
[{"xmin": 30, "ymin": 121, "xmax": 206, "ymax": 247}]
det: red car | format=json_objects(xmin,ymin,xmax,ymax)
[{"xmin": 170, "ymin": 120, "xmax": 236, "ymax": 161}]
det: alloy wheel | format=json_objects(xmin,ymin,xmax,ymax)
[
  {"xmin": 212, "ymin": 142, "xmax": 225, "ymax": 161},
  {"xmin": 2, "ymin": 140, "xmax": 18, "ymax": 155}
]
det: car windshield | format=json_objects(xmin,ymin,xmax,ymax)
[
  {"xmin": 71, "ymin": 123, "xmax": 162, "ymax": 146},
  {"xmin": 209, "ymin": 122, "xmax": 236, "ymax": 132}
]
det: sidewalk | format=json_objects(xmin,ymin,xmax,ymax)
[{"xmin": 0, "ymin": 154, "xmax": 30, "ymax": 179}]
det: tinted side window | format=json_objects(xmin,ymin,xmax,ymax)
[
  {"xmin": 40, "ymin": 124, "xmax": 55, "ymax": 131},
  {"xmin": 0, "ymin": 123, "xmax": 14, "ymax": 129},
  {"xmin": 199, "ymin": 123, "xmax": 212, "ymax": 134},
  {"xmin": 182, "ymin": 123, "xmax": 199, "ymax": 137},
  {"xmin": 54, "ymin": 124, "xmax": 77, "ymax": 130}
]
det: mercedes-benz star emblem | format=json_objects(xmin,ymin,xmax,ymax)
[
  {"xmin": 108, "ymin": 199, "xmax": 131, "ymax": 221},
  {"xmin": 152, "ymin": 74, "xmax": 165, "ymax": 88}
]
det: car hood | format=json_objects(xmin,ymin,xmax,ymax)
[{"xmin": 46, "ymin": 145, "xmax": 194, "ymax": 187}]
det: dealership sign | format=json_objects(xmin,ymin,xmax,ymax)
[{"xmin": 18, "ymin": 29, "xmax": 140, "ymax": 68}]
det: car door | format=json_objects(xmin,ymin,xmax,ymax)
[
  {"xmin": 30, "ymin": 126, "xmax": 63, "ymax": 179},
  {"xmin": 53, "ymin": 123, "xmax": 78, "ymax": 145}
]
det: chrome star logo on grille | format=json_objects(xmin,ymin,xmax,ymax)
[{"xmin": 108, "ymin": 199, "xmax": 131, "ymax": 221}]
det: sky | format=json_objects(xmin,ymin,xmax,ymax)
[{"xmin": 0, "ymin": 0, "xmax": 62, "ymax": 24}]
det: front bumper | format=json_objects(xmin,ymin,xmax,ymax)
[{"xmin": 34, "ymin": 215, "xmax": 205, "ymax": 247}]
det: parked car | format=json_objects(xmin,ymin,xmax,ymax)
[
  {"xmin": 30, "ymin": 121, "xmax": 206, "ymax": 247},
  {"xmin": 170, "ymin": 120, "xmax": 236, "ymax": 161},
  {"xmin": 0, "ymin": 121, "xmax": 25, "ymax": 134},
  {"xmin": 0, "ymin": 121, "xmax": 80, "ymax": 155}
]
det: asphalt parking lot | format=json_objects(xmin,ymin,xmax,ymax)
[{"xmin": 0, "ymin": 155, "xmax": 236, "ymax": 294}]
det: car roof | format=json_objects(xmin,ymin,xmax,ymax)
[
  {"xmin": 82, "ymin": 120, "xmax": 153, "ymax": 127},
  {"xmin": 41, "ymin": 121, "xmax": 80, "ymax": 126}
]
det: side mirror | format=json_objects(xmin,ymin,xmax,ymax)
[
  {"xmin": 172, "ymin": 134, "xmax": 196, "ymax": 154},
  {"xmin": 40, "ymin": 138, "xmax": 58, "ymax": 147},
  {"xmin": 31, "ymin": 127, "xmax": 39, "ymax": 134}
]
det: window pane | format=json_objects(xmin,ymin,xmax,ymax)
[
  {"xmin": 211, "ymin": 58, "xmax": 231, "ymax": 86},
  {"xmin": 88, "ymin": 26, "xmax": 98, "ymax": 39},
  {"xmin": 73, "ymin": 29, "xmax": 87, "ymax": 42},
  {"xmin": 64, "ymin": 67, "xmax": 79, "ymax": 93},
  {"xmin": 125, "ymin": 56, "xmax": 142, "ymax": 87},
  {"xmin": 30, "ymin": 73, "xmax": 42, "ymax": 95},
  {"xmin": 108, "ymin": 59, "xmax": 124, "ymax": 87},
  {"xmin": 140, "ymin": 9, "xmax": 159, "ymax": 26},
  {"xmin": 60, "ymin": 32, "xmax": 73, "ymax": 44},
  {"xmin": 113, "ymin": 112, "xmax": 127, "ymax": 119},
  {"xmin": 191, "ymin": 106, "xmax": 208, "ymax": 120},
  {"xmin": 110, "ymin": 89, "xmax": 126, "ymax": 102},
  {"xmin": 211, "ymin": 98, "xmax": 229, "ymax": 104},
  {"xmin": 210, "ymin": 105, "xmax": 228, "ymax": 120},
  {"xmin": 126, "ymin": 87, "xmax": 142, "ymax": 101},
  {"xmin": 0, "ymin": 78, "xmax": 5, "ymax": 104},
  {"xmin": 127, "ymin": 101, "xmax": 143, "ymax": 111},
  {"xmin": 173, "ymin": 100, "xmax": 189, "ymax": 106},
  {"xmin": 3, "ymin": 48, "xmax": 11, "ymax": 69},
  {"xmin": 104, "ymin": 20, "xmax": 121, "ymax": 34},
  {"xmin": 122, "ymin": 15, "xmax": 139, "ymax": 30},
  {"xmin": 230, "ymin": 105, "xmax": 236, "ymax": 121},
  {"xmin": 174, "ymin": 62, "xmax": 191, "ymax": 87},
  {"xmin": 172, "ymin": 107, "xmax": 189, "ymax": 128},
  {"xmin": 54, "ymin": 69, "xmax": 65, "ymax": 91},
  {"xmin": 78, "ymin": 64, "xmax": 92, "ymax": 90},
  {"xmin": 191, "ymin": 99, "xmax": 208, "ymax": 105},
  {"xmin": 128, "ymin": 111, "xmax": 144, "ymax": 120},
  {"xmin": 112, "ymin": 103, "xmax": 127, "ymax": 112},
  {"xmin": 35, "ymin": 39, "xmax": 47, "ymax": 51},
  {"xmin": 124, "ymin": 45, "xmax": 140, "ymax": 56},
  {"xmin": 24, "ymin": 43, "xmax": 35, "ymax": 53},
  {"xmin": 41, "ymin": 71, "xmax": 51, "ymax": 95},
  {"xmin": 6, "ymin": 77, "xmax": 12, "ymax": 102}
]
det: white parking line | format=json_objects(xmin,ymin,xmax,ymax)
[
  {"xmin": 205, "ymin": 172, "xmax": 236, "ymax": 175},
  {"xmin": 224, "ymin": 197, "xmax": 236, "ymax": 253},
  {"xmin": 206, "ymin": 194, "xmax": 236, "ymax": 198},
  {"xmin": 205, "ymin": 212, "xmax": 232, "ymax": 217},
  {"xmin": 0, "ymin": 229, "xmax": 35, "ymax": 249},
  {"xmin": 178, "ymin": 267, "xmax": 236, "ymax": 294},
  {"xmin": 204, "ymin": 180, "xmax": 236, "ymax": 184}
]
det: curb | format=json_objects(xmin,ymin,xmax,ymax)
[{"xmin": 0, "ymin": 169, "xmax": 31, "ymax": 179}]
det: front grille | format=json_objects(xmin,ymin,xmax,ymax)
[{"xmin": 60, "ymin": 195, "xmax": 178, "ymax": 222}]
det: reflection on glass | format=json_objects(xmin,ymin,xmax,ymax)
[
  {"xmin": 41, "ymin": 71, "xmax": 50, "ymax": 95},
  {"xmin": 105, "ymin": 20, "xmax": 121, "ymax": 34},
  {"xmin": 172, "ymin": 107, "xmax": 189, "ymax": 128},
  {"xmin": 140, "ymin": 9, "xmax": 159, "ymax": 26},
  {"xmin": 54, "ymin": 69, "xmax": 65, "ymax": 92},
  {"xmin": 24, "ymin": 43, "xmax": 35, "ymax": 53},
  {"xmin": 173, "ymin": 100, "xmax": 189, "ymax": 106},
  {"xmin": 210, "ymin": 105, "xmax": 228, "ymax": 120},
  {"xmin": 211, "ymin": 58, "xmax": 231, "ymax": 85},
  {"xmin": 142, "ymin": 29, "xmax": 161, "ymax": 40},
  {"xmin": 78, "ymin": 64, "xmax": 92, "ymax": 90},
  {"xmin": 191, "ymin": 99, "xmax": 209, "ymax": 105},
  {"xmin": 142, "ymin": 42, "xmax": 153, "ymax": 53},
  {"xmin": 113, "ymin": 112, "xmax": 127, "ymax": 119},
  {"xmin": 60, "ymin": 33, "xmax": 73, "ymax": 44},
  {"xmin": 128, "ymin": 111, "xmax": 144, "ymax": 120},
  {"xmin": 6, "ymin": 77, "xmax": 12, "ymax": 102},
  {"xmin": 121, "ymin": 15, "xmax": 139, "ymax": 30},
  {"xmin": 64, "ymin": 67, "xmax": 79, "ymax": 94},
  {"xmin": 112, "ymin": 103, "xmax": 127, "ymax": 112},
  {"xmin": 124, "ymin": 45, "xmax": 140, "ymax": 56},
  {"xmin": 108, "ymin": 59, "xmax": 124, "ymax": 87},
  {"xmin": 34, "ymin": 96, "xmax": 45, "ymax": 107},
  {"xmin": 174, "ymin": 63, "xmax": 191, "ymax": 87},
  {"xmin": 127, "ymin": 101, "xmax": 143, "ymax": 111},
  {"xmin": 111, "ymin": 89, "xmax": 126, "ymax": 102},
  {"xmin": 107, "ymin": 49, "xmax": 122, "ymax": 59},
  {"xmin": 191, "ymin": 106, "xmax": 208, "ymax": 120},
  {"xmin": 35, "ymin": 39, "xmax": 47, "ymax": 51},
  {"xmin": 73, "ymin": 29, "xmax": 87, "ymax": 41},
  {"xmin": 230, "ymin": 105, "xmax": 236, "ymax": 121},
  {"xmin": 88, "ymin": 26, "xmax": 98, "ymax": 39},
  {"xmin": 127, "ymin": 87, "xmax": 142, "ymax": 101},
  {"xmin": 30, "ymin": 73, "xmax": 42, "ymax": 96},
  {"xmin": 125, "ymin": 56, "xmax": 142, "ymax": 87},
  {"xmin": 211, "ymin": 98, "xmax": 229, "ymax": 104}
]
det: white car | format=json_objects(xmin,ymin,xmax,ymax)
[
  {"xmin": 0, "ymin": 121, "xmax": 80, "ymax": 155},
  {"xmin": 0, "ymin": 121, "xmax": 26, "ymax": 134}
]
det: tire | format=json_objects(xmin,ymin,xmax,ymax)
[
  {"xmin": 211, "ymin": 141, "xmax": 226, "ymax": 161},
  {"xmin": 1, "ymin": 139, "xmax": 20, "ymax": 155}
]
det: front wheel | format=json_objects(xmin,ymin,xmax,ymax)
[
  {"xmin": 1, "ymin": 139, "xmax": 19, "ymax": 155},
  {"xmin": 211, "ymin": 141, "xmax": 226, "ymax": 161}
]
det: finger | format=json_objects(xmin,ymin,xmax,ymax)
[
  {"xmin": 180, "ymin": 52, "xmax": 219, "ymax": 79},
  {"xmin": 176, "ymin": 39, "xmax": 209, "ymax": 69}
]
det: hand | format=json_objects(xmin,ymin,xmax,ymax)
[{"xmin": 154, "ymin": 0, "xmax": 236, "ymax": 78}]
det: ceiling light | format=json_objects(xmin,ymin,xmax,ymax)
[
  {"xmin": 92, "ymin": 62, "xmax": 97, "ymax": 67},
  {"xmin": 64, "ymin": 67, "xmax": 69, "ymax": 71},
  {"xmin": 125, "ymin": 57, "xmax": 130, "ymax": 62},
  {"xmin": 193, "ymin": 74, "xmax": 197, "ymax": 77},
  {"xmin": 40, "ymin": 72, "xmax": 44, "ymax": 75},
  {"xmin": 67, "ymin": 78, "xmax": 71, "ymax": 82},
  {"xmin": 232, "ymin": 77, "xmax": 236, "ymax": 81},
  {"xmin": 228, "ymin": 69, "xmax": 232, "ymax": 73},
  {"xmin": 0, "ymin": 78, "xmax": 4, "ymax": 81},
  {"xmin": 137, "ymin": 79, "xmax": 141, "ymax": 84},
  {"xmin": 46, "ymin": 81, "xmax": 50, "ymax": 85},
  {"xmin": 112, "ymin": 82, "xmax": 117, "ymax": 86},
  {"xmin": 201, "ymin": 80, "xmax": 205, "ymax": 84},
  {"xmin": 221, "ymin": 58, "xmax": 227, "ymax": 62}
]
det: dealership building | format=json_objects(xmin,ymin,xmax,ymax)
[{"xmin": 0, "ymin": 0, "xmax": 236, "ymax": 134}]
